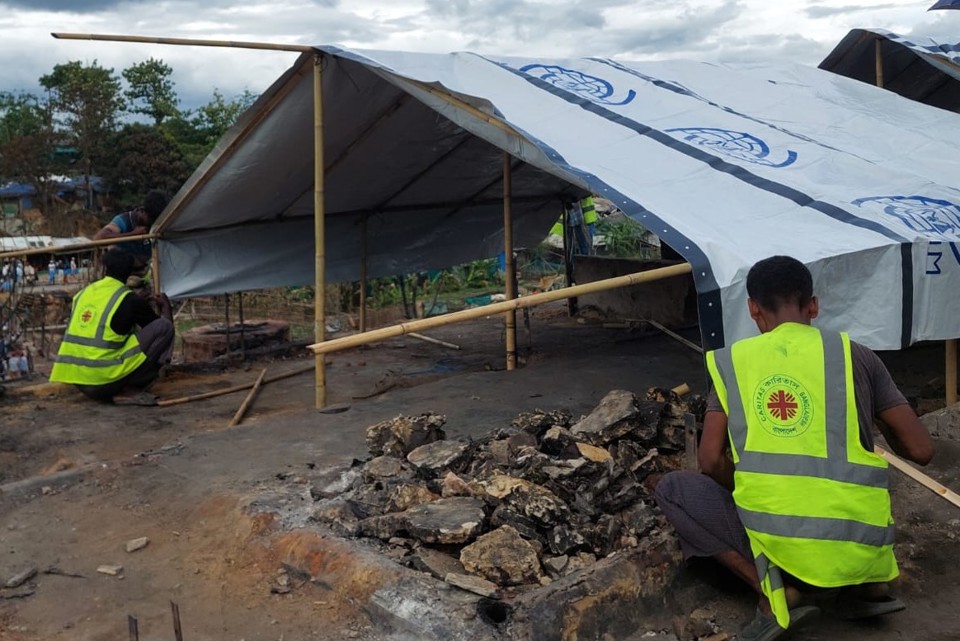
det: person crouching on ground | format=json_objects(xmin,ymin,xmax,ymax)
[
  {"xmin": 654, "ymin": 255, "xmax": 934, "ymax": 641},
  {"xmin": 50, "ymin": 249, "xmax": 175, "ymax": 404}
]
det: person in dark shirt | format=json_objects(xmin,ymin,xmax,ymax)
[{"xmin": 50, "ymin": 249, "xmax": 174, "ymax": 404}]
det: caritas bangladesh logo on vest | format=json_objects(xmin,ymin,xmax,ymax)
[{"xmin": 753, "ymin": 375, "xmax": 813, "ymax": 437}]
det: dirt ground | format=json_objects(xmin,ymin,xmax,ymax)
[{"xmin": 1, "ymin": 304, "xmax": 959, "ymax": 641}]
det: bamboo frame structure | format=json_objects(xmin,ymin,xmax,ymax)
[
  {"xmin": 503, "ymin": 153, "xmax": 517, "ymax": 370},
  {"xmin": 314, "ymin": 54, "xmax": 327, "ymax": 408},
  {"xmin": 360, "ymin": 216, "xmax": 368, "ymax": 333},
  {"xmin": 875, "ymin": 38, "xmax": 885, "ymax": 88},
  {"xmin": 0, "ymin": 233, "xmax": 155, "ymax": 260},
  {"xmin": 52, "ymin": 32, "xmax": 314, "ymax": 53},
  {"xmin": 948, "ymin": 339, "xmax": 958, "ymax": 406},
  {"xmin": 308, "ymin": 263, "xmax": 693, "ymax": 355}
]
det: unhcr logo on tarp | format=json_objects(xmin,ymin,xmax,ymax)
[
  {"xmin": 852, "ymin": 195, "xmax": 960, "ymax": 241},
  {"xmin": 665, "ymin": 128, "xmax": 798, "ymax": 168},
  {"xmin": 518, "ymin": 64, "xmax": 636, "ymax": 105}
]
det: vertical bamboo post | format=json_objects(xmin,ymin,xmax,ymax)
[
  {"xmin": 947, "ymin": 339, "xmax": 958, "ymax": 406},
  {"xmin": 359, "ymin": 215, "xmax": 368, "ymax": 333},
  {"xmin": 503, "ymin": 153, "xmax": 517, "ymax": 370},
  {"xmin": 313, "ymin": 54, "xmax": 327, "ymax": 408},
  {"xmin": 875, "ymin": 38, "xmax": 884, "ymax": 88},
  {"xmin": 151, "ymin": 241, "xmax": 162, "ymax": 296},
  {"xmin": 238, "ymin": 290, "xmax": 246, "ymax": 361}
]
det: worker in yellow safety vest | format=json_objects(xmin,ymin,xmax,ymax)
[
  {"xmin": 50, "ymin": 249, "xmax": 174, "ymax": 405},
  {"xmin": 653, "ymin": 255, "xmax": 934, "ymax": 641},
  {"xmin": 549, "ymin": 195, "xmax": 598, "ymax": 255}
]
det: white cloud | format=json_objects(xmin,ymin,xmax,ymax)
[{"xmin": 0, "ymin": 0, "xmax": 955, "ymax": 109}]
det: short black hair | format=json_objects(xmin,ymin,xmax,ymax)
[
  {"xmin": 142, "ymin": 189, "xmax": 169, "ymax": 223},
  {"xmin": 746, "ymin": 255, "xmax": 813, "ymax": 312},
  {"xmin": 102, "ymin": 249, "xmax": 136, "ymax": 282}
]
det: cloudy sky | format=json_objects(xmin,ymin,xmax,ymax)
[{"xmin": 2, "ymin": 0, "xmax": 957, "ymax": 111}]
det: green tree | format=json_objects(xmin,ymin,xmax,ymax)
[
  {"xmin": 165, "ymin": 88, "xmax": 258, "ymax": 171},
  {"xmin": 123, "ymin": 58, "xmax": 179, "ymax": 126},
  {"xmin": 101, "ymin": 123, "xmax": 190, "ymax": 209},
  {"xmin": 40, "ymin": 60, "xmax": 124, "ymax": 208},
  {"xmin": 0, "ymin": 91, "xmax": 59, "ymax": 216}
]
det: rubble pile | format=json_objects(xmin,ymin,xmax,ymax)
[{"xmin": 311, "ymin": 388, "xmax": 703, "ymax": 595}]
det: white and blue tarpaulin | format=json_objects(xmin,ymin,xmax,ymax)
[{"xmin": 156, "ymin": 46, "xmax": 960, "ymax": 352}]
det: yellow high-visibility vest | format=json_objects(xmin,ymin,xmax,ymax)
[
  {"xmin": 50, "ymin": 277, "xmax": 148, "ymax": 385},
  {"xmin": 549, "ymin": 196, "xmax": 598, "ymax": 236},
  {"xmin": 706, "ymin": 323, "xmax": 897, "ymax": 630}
]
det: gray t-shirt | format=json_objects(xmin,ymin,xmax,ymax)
[{"xmin": 706, "ymin": 341, "xmax": 907, "ymax": 450}]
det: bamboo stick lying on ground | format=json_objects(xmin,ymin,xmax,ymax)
[
  {"xmin": 408, "ymin": 332, "xmax": 461, "ymax": 350},
  {"xmin": 228, "ymin": 368, "xmax": 267, "ymax": 427},
  {"xmin": 875, "ymin": 445, "xmax": 960, "ymax": 510},
  {"xmin": 157, "ymin": 363, "xmax": 314, "ymax": 407}
]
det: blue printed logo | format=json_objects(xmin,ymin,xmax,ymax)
[
  {"xmin": 852, "ymin": 195, "xmax": 960, "ymax": 241},
  {"xmin": 665, "ymin": 128, "xmax": 798, "ymax": 168},
  {"xmin": 519, "ymin": 64, "xmax": 636, "ymax": 105}
]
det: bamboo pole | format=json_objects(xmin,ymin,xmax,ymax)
[
  {"xmin": 309, "ymin": 263, "xmax": 693, "ymax": 355},
  {"xmin": 228, "ymin": 368, "xmax": 267, "ymax": 427},
  {"xmin": 360, "ymin": 216, "xmax": 368, "ymax": 333},
  {"xmin": 314, "ymin": 54, "xmax": 327, "ymax": 408},
  {"xmin": 150, "ymin": 241, "xmax": 162, "ymax": 296},
  {"xmin": 947, "ymin": 339, "xmax": 958, "ymax": 406},
  {"xmin": 156, "ymin": 363, "xmax": 314, "ymax": 407},
  {"xmin": 409, "ymin": 332, "xmax": 461, "ymax": 350},
  {"xmin": 0, "ymin": 233, "xmax": 155, "ymax": 260},
  {"xmin": 875, "ymin": 445, "xmax": 960, "ymax": 510},
  {"xmin": 875, "ymin": 38, "xmax": 884, "ymax": 88},
  {"xmin": 503, "ymin": 153, "xmax": 517, "ymax": 371},
  {"xmin": 52, "ymin": 32, "xmax": 314, "ymax": 53}
]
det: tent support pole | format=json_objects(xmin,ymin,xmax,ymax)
[
  {"xmin": 360, "ymin": 215, "xmax": 368, "ymax": 333},
  {"xmin": 948, "ymin": 339, "xmax": 958, "ymax": 406},
  {"xmin": 875, "ymin": 38, "xmax": 884, "ymax": 88},
  {"xmin": 309, "ymin": 263, "xmax": 693, "ymax": 355},
  {"xmin": 503, "ymin": 153, "xmax": 517, "ymax": 371},
  {"xmin": 313, "ymin": 54, "xmax": 327, "ymax": 408},
  {"xmin": 150, "ymin": 242, "xmax": 162, "ymax": 295}
]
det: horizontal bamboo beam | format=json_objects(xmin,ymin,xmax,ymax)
[
  {"xmin": 308, "ymin": 262, "xmax": 694, "ymax": 355},
  {"xmin": 0, "ymin": 234, "xmax": 156, "ymax": 260},
  {"xmin": 52, "ymin": 32, "xmax": 314, "ymax": 53}
]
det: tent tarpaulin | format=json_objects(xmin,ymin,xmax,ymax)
[
  {"xmin": 820, "ymin": 28, "xmax": 960, "ymax": 113},
  {"xmin": 157, "ymin": 46, "xmax": 960, "ymax": 351}
]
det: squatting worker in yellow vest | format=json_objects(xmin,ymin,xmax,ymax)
[
  {"xmin": 50, "ymin": 249, "xmax": 175, "ymax": 405},
  {"xmin": 654, "ymin": 255, "xmax": 933, "ymax": 641}
]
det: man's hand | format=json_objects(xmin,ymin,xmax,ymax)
[{"xmin": 152, "ymin": 293, "xmax": 173, "ymax": 321}]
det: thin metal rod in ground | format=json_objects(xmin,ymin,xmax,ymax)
[{"xmin": 128, "ymin": 615, "xmax": 139, "ymax": 641}]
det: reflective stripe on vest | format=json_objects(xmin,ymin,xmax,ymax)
[
  {"xmin": 60, "ymin": 285, "xmax": 131, "ymax": 350},
  {"xmin": 707, "ymin": 325, "xmax": 897, "ymax": 630},
  {"xmin": 712, "ymin": 333, "xmax": 888, "ymax": 489}
]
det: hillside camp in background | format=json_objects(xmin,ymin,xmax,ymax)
[
  {"xmin": 929, "ymin": 0, "xmax": 960, "ymax": 9},
  {"xmin": 549, "ymin": 196, "xmax": 599, "ymax": 256}
]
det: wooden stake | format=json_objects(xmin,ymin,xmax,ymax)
[
  {"xmin": 875, "ymin": 445, "xmax": 960, "ymax": 510},
  {"xmin": 947, "ymin": 339, "xmax": 958, "ymax": 406},
  {"xmin": 408, "ymin": 332, "xmax": 461, "ymax": 350},
  {"xmin": 170, "ymin": 601, "xmax": 184, "ymax": 641},
  {"xmin": 314, "ymin": 54, "xmax": 327, "ymax": 408},
  {"xmin": 671, "ymin": 382, "xmax": 691, "ymax": 397},
  {"xmin": 503, "ymin": 152, "xmax": 517, "ymax": 371},
  {"xmin": 228, "ymin": 368, "xmax": 267, "ymax": 427},
  {"xmin": 308, "ymin": 263, "xmax": 693, "ymax": 355},
  {"xmin": 150, "ymin": 241, "xmax": 162, "ymax": 296},
  {"xmin": 156, "ymin": 363, "xmax": 314, "ymax": 407},
  {"xmin": 128, "ymin": 615, "xmax": 139, "ymax": 641}
]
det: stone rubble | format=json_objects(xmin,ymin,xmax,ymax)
[{"xmin": 309, "ymin": 387, "xmax": 700, "ymax": 595}]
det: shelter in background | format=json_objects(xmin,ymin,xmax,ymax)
[
  {"xmin": 820, "ymin": 29, "xmax": 960, "ymax": 113},
  {"xmin": 155, "ymin": 46, "xmax": 960, "ymax": 353}
]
